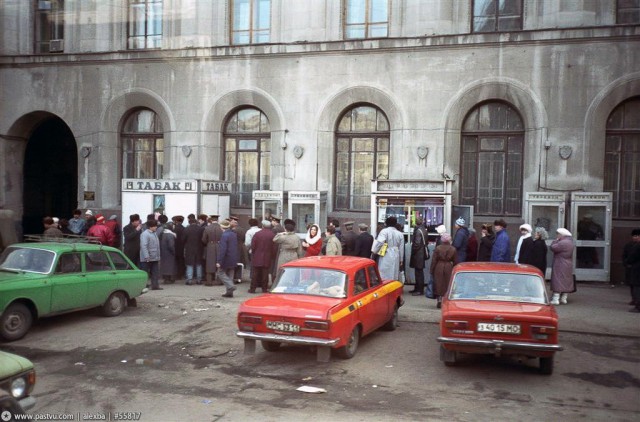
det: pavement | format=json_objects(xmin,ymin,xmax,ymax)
[{"xmin": 399, "ymin": 281, "xmax": 640, "ymax": 338}]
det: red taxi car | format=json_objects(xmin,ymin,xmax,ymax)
[
  {"xmin": 437, "ymin": 262, "xmax": 563, "ymax": 374},
  {"xmin": 237, "ymin": 256, "xmax": 404, "ymax": 362}
]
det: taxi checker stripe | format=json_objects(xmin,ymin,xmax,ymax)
[{"xmin": 330, "ymin": 281, "xmax": 403, "ymax": 323}]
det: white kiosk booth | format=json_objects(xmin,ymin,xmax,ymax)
[
  {"xmin": 288, "ymin": 191, "xmax": 327, "ymax": 236},
  {"xmin": 199, "ymin": 180, "xmax": 232, "ymax": 218},
  {"xmin": 524, "ymin": 192, "xmax": 567, "ymax": 279},
  {"xmin": 252, "ymin": 190, "xmax": 287, "ymax": 221},
  {"xmin": 121, "ymin": 179, "xmax": 198, "ymax": 221},
  {"xmin": 371, "ymin": 179, "xmax": 455, "ymax": 284},
  {"xmin": 571, "ymin": 192, "xmax": 612, "ymax": 282}
]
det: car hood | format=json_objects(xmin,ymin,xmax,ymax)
[
  {"xmin": 446, "ymin": 300, "xmax": 556, "ymax": 318},
  {"xmin": 0, "ymin": 351, "xmax": 34, "ymax": 377},
  {"xmin": 0, "ymin": 270, "xmax": 47, "ymax": 283},
  {"xmin": 239, "ymin": 294, "xmax": 343, "ymax": 319}
]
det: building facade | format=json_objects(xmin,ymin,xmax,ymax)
[{"xmin": 0, "ymin": 0, "xmax": 639, "ymax": 281}]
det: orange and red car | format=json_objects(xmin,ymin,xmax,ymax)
[
  {"xmin": 237, "ymin": 256, "xmax": 404, "ymax": 362},
  {"xmin": 437, "ymin": 262, "xmax": 563, "ymax": 374}
]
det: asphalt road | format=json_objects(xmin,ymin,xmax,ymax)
[{"xmin": 2, "ymin": 283, "xmax": 639, "ymax": 422}]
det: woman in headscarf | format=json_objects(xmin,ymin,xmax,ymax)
[
  {"xmin": 430, "ymin": 233, "xmax": 458, "ymax": 308},
  {"xmin": 477, "ymin": 223, "xmax": 495, "ymax": 261},
  {"xmin": 527, "ymin": 227, "xmax": 549, "ymax": 276},
  {"xmin": 550, "ymin": 228, "xmax": 575, "ymax": 305},
  {"xmin": 302, "ymin": 224, "xmax": 322, "ymax": 257},
  {"xmin": 371, "ymin": 216, "xmax": 405, "ymax": 281}
]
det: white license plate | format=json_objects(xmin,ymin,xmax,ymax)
[
  {"xmin": 477, "ymin": 323, "xmax": 521, "ymax": 334},
  {"xmin": 266, "ymin": 321, "xmax": 300, "ymax": 333}
]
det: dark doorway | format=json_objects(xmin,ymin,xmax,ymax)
[{"xmin": 23, "ymin": 118, "xmax": 78, "ymax": 235}]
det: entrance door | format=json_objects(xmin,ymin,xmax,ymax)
[
  {"xmin": 571, "ymin": 193, "xmax": 612, "ymax": 282},
  {"xmin": 23, "ymin": 118, "xmax": 78, "ymax": 236}
]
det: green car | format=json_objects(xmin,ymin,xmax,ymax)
[
  {"xmin": 0, "ymin": 242, "xmax": 148, "ymax": 341},
  {"xmin": 0, "ymin": 350, "xmax": 36, "ymax": 411}
]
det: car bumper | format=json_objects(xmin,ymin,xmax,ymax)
[
  {"xmin": 19, "ymin": 394, "xmax": 36, "ymax": 411},
  {"xmin": 237, "ymin": 331, "xmax": 340, "ymax": 347},
  {"xmin": 437, "ymin": 336, "xmax": 563, "ymax": 353}
]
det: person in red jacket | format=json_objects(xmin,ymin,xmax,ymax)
[
  {"xmin": 302, "ymin": 224, "xmax": 322, "ymax": 257},
  {"xmin": 87, "ymin": 214, "xmax": 115, "ymax": 246}
]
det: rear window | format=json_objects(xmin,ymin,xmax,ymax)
[
  {"xmin": 272, "ymin": 267, "xmax": 347, "ymax": 298},
  {"xmin": 449, "ymin": 272, "xmax": 547, "ymax": 304}
]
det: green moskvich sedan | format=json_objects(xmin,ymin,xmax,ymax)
[
  {"xmin": 0, "ymin": 241, "xmax": 148, "ymax": 341},
  {"xmin": 0, "ymin": 350, "xmax": 36, "ymax": 412}
]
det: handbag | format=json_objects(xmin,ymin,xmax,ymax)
[{"xmin": 378, "ymin": 242, "xmax": 388, "ymax": 257}]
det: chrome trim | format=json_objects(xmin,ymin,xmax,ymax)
[
  {"xmin": 437, "ymin": 336, "xmax": 563, "ymax": 352},
  {"xmin": 237, "ymin": 331, "xmax": 340, "ymax": 347}
]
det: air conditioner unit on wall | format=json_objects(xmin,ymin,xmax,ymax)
[{"xmin": 49, "ymin": 39, "xmax": 64, "ymax": 53}]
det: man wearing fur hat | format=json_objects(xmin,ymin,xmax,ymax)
[
  {"xmin": 216, "ymin": 219, "xmax": 239, "ymax": 298},
  {"xmin": 452, "ymin": 217, "xmax": 469, "ymax": 263}
]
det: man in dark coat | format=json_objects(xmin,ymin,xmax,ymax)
[
  {"xmin": 452, "ymin": 217, "xmax": 469, "ymax": 263},
  {"xmin": 123, "ymin": 214, "xmax": 142, "ymax": 266},
  {"xmin": 183, "ymin": 215, "xmax": 204, "ymax": 285},
  {"xmin": 342, "ymin": 221, "xmax": 358, "ymax": 256},
  {"xmin": 230, "ymin": 215, "xmax": 247, "ymax": 283},
  {"xmin": 172, "ymin": 215, "xmax": 185, "ymax": 280},
  {"xmin": 202, "ymin": 215, "xmax": 222, "ymax": 286},
  {"xmin": 354, "ymin": 223, "xmax": 374, "ymax": 259},
  {"xmin": 250, "ymin": 220, "xmax": 276, "ymax": 293},
  {"xmin": 216, "ymin": 219, "xmax": 239, "ymax": 298},
  {"xmin": 623, "ymin": 228, "xmax": 640, "ymax": 312},
  {"xmin": 409, "ymin": 217, "xmax": 429, "ymax": 296}
]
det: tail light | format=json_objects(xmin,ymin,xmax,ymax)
[
  {"xmin": 444, "ymin": 320, "xmax": 469, "ymax": 330},
  {"xmin": 532, "ymin": 325, "xmax": 556, "ymax": 339},
  {"xmin": 304, "ymin": 320, "xmax": 330, "ymax": 331},
  {"xmin": 239, "ymin": 314, "xmax": 262, "ymax": 331}
]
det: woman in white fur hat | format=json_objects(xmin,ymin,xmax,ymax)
[
  {"xmin": 514, "ymin": 223, "xmax": 533, "ymax": 264},
  {"xmin": 550, "ymin": 228, "xmax": 575, "ymax": 305}
]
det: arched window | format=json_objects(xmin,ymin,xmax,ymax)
[
  {"xmin": 224, "ymin": 107, "xmax": 271, "ymax": 207},
  {"xmin": 335, "ymin": 104, "xmax": 389, "ymax": 211},
  {"xmin": 460, "ymin": 101, "xmax": 524, "ymax": 215},
  {"xmin": 605, "ymin": 97, "xmax": 640, "ymax": 219},
  {"xmin": 121, "ymin": 108, "xmax": 163, "ymax": 179}
]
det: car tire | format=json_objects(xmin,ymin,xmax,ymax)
[
  {"xmin": 440, "ymin": 344, "xmax": 458, "ymax": 366},
  {"xmin": 261, "ymin": 341, "xmax": 281, "ymax": 352},
  {"xmin": 382, "ymin": 304, "xmax": 399, "ymax": 331},
  {"xmin": 539, "ymin": 356, "xmax": 554, "ymax": 375},
  {"xmin": 336, "ymin": 326, "xmax": 360, "ymax": 359},
  {"xmin": 0, "ymin": 302, "xmax": 33, "ymax": 341},
  {"xmin": 102, "ymin": 291, "xmax": 126, "ymax": 317}
]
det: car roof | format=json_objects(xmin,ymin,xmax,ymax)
[
  {"xmin": 6, "ymin": 242, "xmax": 120, "ymax": 254},
  {"xmin": 452, "ymin": 262, "xmax": 543, "ymax": 277},
  {"xmin": 282, "ymin": 256, "xmax": 375, "ymax": 273}
]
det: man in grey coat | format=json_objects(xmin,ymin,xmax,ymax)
[{"xmin": 140, "ymin": 219, "xmax": 162, "ymax": 290}]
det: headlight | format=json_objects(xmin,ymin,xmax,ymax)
[{"xmin": 11, "ymin": 376, "xmax": 26, "ymax": 398}]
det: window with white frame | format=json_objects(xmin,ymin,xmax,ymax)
[
  {"xmin": 344, "ymin": 0, "xmax": 389, "ymax": 39},
  {"xmin": 128, "ymin": 0, "xmax": 163, "ymax": 50},
  {"xmin": 231, "ymin": 0, "xmax": 271, "ymax": 45}
]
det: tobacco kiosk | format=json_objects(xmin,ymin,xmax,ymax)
[
  {"xmin": 199, "ymin": 180, "xmax": 232, "ymax": 218},
  {"xmin": 524, "ymin": 192, "xmax": 567, "ymax": 279},
  {"xmin": 370, "ymin": 179, "xmax": 455, "ymax": 284},
  {"xmin": 121, "ymin": 179, "xmax": 199, "ymax": 222},
  {"xmin": 252, "ymin": 190, "xmax": 287, "ymax": 222},
  {"xmin": 287, "ymin": 191, "xmax": 327, "ymax": 236}
]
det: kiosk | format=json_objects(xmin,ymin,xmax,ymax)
[
  {"xmin": 252, "ymin": 190, "xmax": 287, "ymax": 221},
  {"xmin": 524, "ymin": 192, "xmax": 567, "ymax": 279},
  {"xmin": 199, "ymin": 180, "xmax": 232, "ymax": 218},
  {"xmin": 570, "ymin": 192, "xmax": 612, "ymax": 282},
  {"xmin": 288, "ymin": 191, "xmax": 327, "ymax": 236},
  {"xmin": 121, "ymin": 179, "xmax": 198, "ymax": 222}
]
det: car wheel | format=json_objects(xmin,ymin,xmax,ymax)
[
  {"xmin": 440, "ymin": 344, "xmax": 458, "ymax": 366},
  {"xmin": 102, "ymin": 291, "xmax": 126, "ymax": 317},
  {"xmin": 336, "ymin": 326, "xmax": 360, "ymax": 359},
  {"xmin": 261, "ymin": 341, "xmax": 281, "ymax": 352},
  {"xmin": 539, "ymin": 356, "xmax": 554, "ymax": 375},
  {"xmin": 0, "ymin": 303, "xmax": 33, "ymax": 341},
  {"xmin": 382, "ymin": 304, "xmax": 399, "ymax": 331}
]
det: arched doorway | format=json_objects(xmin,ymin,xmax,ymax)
[{"xmin": 23, "ymin": 118, "xmax": 78, "ymax": 235}]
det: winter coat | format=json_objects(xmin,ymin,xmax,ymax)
[
  {"xmin": 245, "ymin": 226, "xmax": 261, "ymax": 252},
  {"xmin": 342, "ymin": 229, "xmax": 358, "ymax": 256},
  {"xmin": 217, "ymin": 229, "xmax": 239, "ymax": 270},
  {"xmin": 325, "ymin": 234, "xmax": 342, "ymax": 256},
  {"xmin": 514, "ymin": 233, "xmax": 533, "ymax": 264},
  {"xmin": 43, "ymin": 227, "xmax": 63, "ymax": 238},
  {"xmin": 372, "ymin": 226, "xmax": 405, "ymax": 281},
  {"xmin": 527, "ymin": 238, "xmax": 548, "ymax": 276},
  {"xmin": 104, "ymin": 220, "xmax": 122, "ymax": 248},
  {"xmin": 122, "ymin": 223, "xmax": 141, "ymax": 264},
  {"xmin": 303, "ymin": 227, "xmax": 323, "ymax": 257},
  {"xmin": 516, "ymin": 236, "xmax": 534, "ymax": 265},
  {"xmin": 478, "ymin": 233, "xmax": 495, "ymax": 261},
  {"xmin": 452, "ymin": 226, "xmax": 469, "ymax": 263},
  {"xmin": 430, "ymin": 244, "xmax": 457, "ymax": 297},
  {"xmin": 87, "ymin": 223, "xmax": 115, "ymax": 246},
  {"xmin": 550, "ymin": 236, "xmax": 575, "ymax": 293},
  {"xmin": 202, "ymin": 223, "xmax": 223, "ymax": 273},
  {"xmin": 466, "ymin": 234, "xmax": 478, "ymax": 262},
  {"xmin": 159, "ymin": 228, "xmax": 176, "ymax": 276},
  {"xmin": 354, "ymin": 232, "xmax": 374, "ymax": 258},
  {"xmin": 623, "ymin": 242, "xmax": 640, "ymax": 286},
  {"xmin": 274, "ymin": 231, "xmax": 303, "ymax": 269},
  {"xmin": 409, "ymin": 225, "xmax": 429, "ymax": 269},
  {"xmin": 183, "ymin": 223, "xmax": 204, "ymax": 266},
  {"xmin": 140, "ymin": 229, "xmax": 160, "ymax": 262},
  {"xmin": 490, "ymin": 229, "xmax": 511, "ymax": 262},
  {"xmin": 251, "ymin": 228, "xmax": 276, "ymax": 268}
]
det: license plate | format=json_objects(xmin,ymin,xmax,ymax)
[
  {"xmin": 266, "ymin": 321, "xmax": 300, "ymax": 333},
  {"xmin": 477, "ymin": 323, "xmax": 521, "ymax": 334}
]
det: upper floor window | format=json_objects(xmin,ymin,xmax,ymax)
[
  {"xmin": 224, "ymin": 108, "xmax": 271, "ymax": 207},
  {"xmin": 605, "ymin": 97, "xmax": 640, "ymax": 219},
  {"xmin": 121, "ymin": 109, "xmax": 164, "ymax": 179},
  {"xmin": 617, "ymin": 0, "xmax": 640, "ymax": 24},
  {"xmin": 472, "ymin": 0, "xmax": 522, "ymax": 33},
  {"xmin": 35, "ymin": 0, "xmax": 64, "ymax": 53},
  {"xmin": 344, "ymin": 0, "xmax": 389, "ymax": 39},
  {"xmin": 335, "ymin": 105, "xmax": 389, "ymax": 211},
  {"xmin": 128, "ymin": 0, "xmax": 163, "ymax": 50},
  {"xmin": 460, "ymin": 102, "xmax": 524, "ymax": 216},
  {"xmin": 231, "ymin": 0, "xmax": 271, "ymax": 45}
]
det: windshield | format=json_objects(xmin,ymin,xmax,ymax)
[
  {"xmin": 271, "ymin": 267, "xmax": 347, "ymax": 298},
  {"xmin": 449, "ymin": 272, "xmax": 547, "ymax": 304},
  {"xmin": 0, "ymin": 246, "xmax": 56, "ymax": 274}
]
